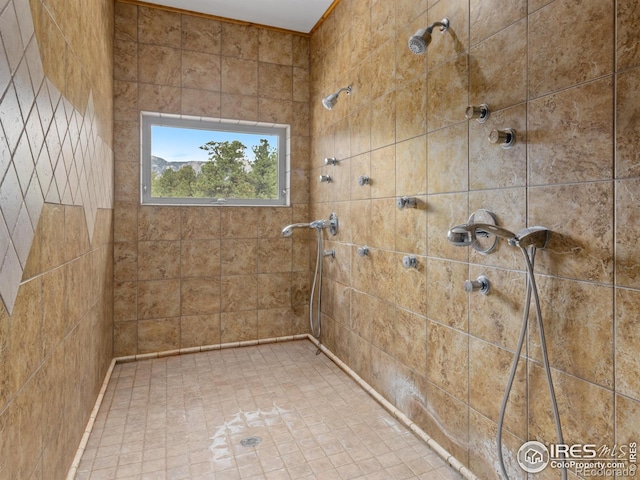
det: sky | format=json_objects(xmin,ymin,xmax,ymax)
[{"xmin": 151, "ymin": 125, "xmax": 276, "ymax": 163}]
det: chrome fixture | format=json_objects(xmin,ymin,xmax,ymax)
[
  {"xmin": 323, "ymin": 249, "xmax": 335, "ymax": 258},
  {"xmin": 489, "ymin": 128, "xmax": 516, "ymax": 149},
  {"xmin": 358, "ymin": 175, "xmax": 370, "ymax": 186},
  {"xmin": 402, "ymin": 255, "xmax": 417, "ymax": 269},
  {"xmin": 396, "ymin": 196, "xmax": 417, "ymax": 209},
  {"xmin": 465, "ymin": 104, "xmax": 490, "ymax": 123},
  {"xmin": 319, "ymin": 174, "xmax": 332, "ymax": 183},
  {"xmin": 324, "ymin": 157, "xmax": 338, "ymax": 166},
  {"xmin": 465, "ymin": 275, "xmax": 490, "ymax": 295},
  {"xmin": 357, "ymin": 246, "xmax": 369, "ymax": 257},
  {"xmin": 281, "ymin": 213, "xmax": 339, "ymax": 341},
  {"xmin": 447, "ymin": 213, "xmax": 565, "ymax": 480},
  {"xmin": 408, "ymin": 17, "xmax": 450, "ymax": 55},
  {"xmin": 322, "ymin": 85, "xmax": 352, "ymax": 110}
]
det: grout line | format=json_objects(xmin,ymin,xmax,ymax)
[{"xmin": 307, "ymin": 335, "xmax": 481, "ymax": 480}]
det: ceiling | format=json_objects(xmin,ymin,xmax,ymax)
[{"xmin": 143, "ymin": 0, "xmax": 336, "ymax": 33}]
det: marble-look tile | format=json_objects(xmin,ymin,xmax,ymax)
[
  {"xmin": 221, "ymin": 92, "xmax": 258, "ymax": 121},
  {"xmin": 222, "ymin": 23, "xmax": 258, "ymax": 60},
  {"xmin": 137, "ymin": 6, "xmax": 180, "ymax": 48},
  {"xmin": 370, "ymin": 198, "xmax": 396, "ymax": 251},
  {"xmin": 426, "ymin": 54, "xmax": 468, "ymax": 132},
  {"xmin": 257, "ymin": 273, "xmax": 291, "ymax": 309},
  {"xmin": 370, "ymin": 145, "xmax": 395, "ymax": 199},
  {"xmin": 137, "ymin": 279, "xmax": 180, "ymax": 319},
  {"xmin": 221, "ymin": 311, "xmax": 258, "ymax": 343},
  {"xmin": 426, "ymin": 258, "xmax": 468, "ymax": 331},
  {"xmin": 617, "ymin": 0, "xmax": 640, "ymax": 71},
  {"xmin": 138, "ymin": 206, "xmax": 180, "ymax": 241},
  {"xmin": 137, "ymin": 241, "xmax": 180, "ymax": 280},
  {"xmin": 468, "ymin": 410, "xmax": 525, "ymax": 480},
  {"xmin": 113, "ymin": 121, "xmax": 139, "ymax": 163},
  {"xmin": 395, "ymin": 196, "xmax": 426, "ymax": 255},
  {"xmin": 427, "ymin": 320, "xmax": 468, "ymax": 400},
  {"xmin": 181, "ymin": 15, "xmax": 221, "ymax": 55},
  {"xmin": 115, "ymin": 2, "xmax": 137, "ymax": 42},
  {"xmin": 138, "ymin": 84, "xmax": 180, "ymax": 114},
  {"xmin": 395, "ymin": 253, "xmax": 427, "ymax": 316},
  {"xmin": 258, "ymin": 30, "xmax": 292, "ymax": 66},
  {"xmin": 292, "ymin": 35, "xmax": 309, "ymax": 69},
  {"xmin": 395, "ymin": 14, "xmax": 428, "ymax": 84},
  {"xmin": 528, "ymin": 77, "xmax": 614, "ymax": 185},
  {"xmin": 395, "ymin": 135, "xmax": 427, "ymax": 196},
  {"xmin": 468, "ymin": 265, "xmax": 526, "ymax": 350},
  {"xmin": 469, "ymin": 338, "xmax": 526, "ymax": 438},
  {"xmin": 257, "ymin": 307, "xmax": 293, "ymax": 338},
  {"xmin": 181, "ymin": 239, "xmax": 220, "ymax": 278},
  {"xmin": 180, "ymin": 314, "xmax": 220, "ymax": 348},
  {"xmin": 113, "ymin": 281, "xmax": 136, "ymax": 323},
  {"xmin": 138, "ymin": 44, "xmax": 180, "ymax": 87},
  {"xmin": 257, "ymin": 238, "xmax": 292, "ymax": 273},
  {"xmin": 470, "ymin": 0, "xmax": 526, "ymax": 45},
  {"xmin": 220, "ymin": 239, "xmax": 258, "ymax": 276},
  {"xmin": 469, "ymin": 19, "xmax": 526, "ymax": 112},
  {"xmin": 181, "ymin": 277, "xmax": 220, "ymax": 316},
  {"xmin": 469, "ymin": 103, "xmax": 526, "ymax": 190},
  {"xmin": 181, "ymin": 207, "xmax": 220, "ymax": 240},
  {"xmin": 425, "ymin": 382, "xmax": 469, "ymax": 465},
  {"xmin": 529, "ymin": 363, "xmax": 614, "ymax": 448},
  {"xmin": 219, "ymin": 57, "xmax": 258, "ymax": 97},
  {"xmin": 182, "ymin": 51, "xmax": 221, "ymax": 92},
  {"xmin": 395, "ymin": 75, "xmax": 426, "ymax": 142},
  {"xmin": 427, "ymin": 122, "xmax": 468, "ymax": 194},
  {"xmin": 616, "ymin": 179, "xmax": 640, "ymax": 288},
  {"xmin": 616, "ymin": 68, "xmax": 640, "ymax": 179},
  {"xmin": 350, "ymin": 153, "xmax": 370, "ymax": 201},
  {"xmin": 528, "ymin": 182, "xmax": 614, "ymax": 283},
  {"xmin": 114, "ymin": 161, "xmax": 139, "ymax": 202},
  {"xmin": 181, "ymin": 88, "xmax": 221, "ymax": 117},
  {"xmin": 350, "ymin": 105, "xmax": 371, "ymax": 156},
  {"xmin": 615, "ymin": 394, "xmax": 640, "ymax": 446},
  {"xmin": 528, "ymin": 0, "xmax": 614, "ymax": 98},
  {"xmin": 41, "ymin": 268, "xmax": 65, "ymax": 358},
  {"xmin": 114, "ymin": 241, "xmax": 137, "ymax": 282},
  {"xmin": 393, "ymin": 308, "xmax": 427, "ymax": 376},
  {"xmin": 369, "ymin": 40, "xmax": 395, "ymax": 102},
  {"xmin": 531, "ymin": 277, "xmax": 613, "ymax": 388},
  {"xmin": 370, "ymin": 93, "xmax": 395, "ymax": 151},
  {"xmin": 221, "ymin": 275, "xmax": 257, "ymax": 312},
  {"xmin": 114, "ymin": 80, "xmax": 138, "ymax": 121},
  {"xmin": 113, "ymin": 39, "xmax": 137, "ymax": 82},
  {"xmin": 138, "ymin": 318, "xmax": 179, "ymax": 353},
  {"xmin": 369, "ymin": 294, "xmax": 396, "ymax": 354},
  {"xmin": 615, "ymin": 288, "xmax": 640, "ymax": 400}
]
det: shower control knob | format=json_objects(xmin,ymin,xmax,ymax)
[
  {"xmin": 357, "ymin": 246, "xmax": 369, "ymax": 257},
  {"xmin": 397, "ymin": 196, "xmax": 417, "ymax": 209},
  {"xmin": 319, "ymin": 175, "xmax": 332, "ymax": 183},
  {"xmin": 465, "ymin": 104, "xmax": 490, "ymax": 123},
  {"xmin": 489, "ymin": 128, "xmax": 516, "ymax": 149},
  {"xmin": 402, "ymin": 255, "xmax": 418, "ymax": 269},
  {"xmin": 464, "ymin": 275, "xmax": 490, "ymax": 295},
  {"xmin": 324, "ymin": 157, "xmax": 338, "ymax": 166},
  {"xmin": 358, "ymin": 175, "xmax": 370, "ymax": 186}
]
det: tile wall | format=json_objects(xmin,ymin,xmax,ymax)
[
  {"xmin": 112, "ymin": 2, "xmax": 312, "ymax": 356},
  {"xmin": 0, "ymin": 0, "xmax": 114, "ymax": 477},
  {"xmin": 310, "ymin": 0, "xmax": 640, "ymax": 478}
]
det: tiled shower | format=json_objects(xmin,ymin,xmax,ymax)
[{"xmin": 0, "ymin": 0, "xmax": 638, "ymax": 479}]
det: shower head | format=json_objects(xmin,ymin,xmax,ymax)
[
  {"xmin": 281, "ymin": 222, "xmax": 312, "ymax": 237},
  {"xmin": 408, "ymin": 17, "xmax": 450, "ymax": 55},
  {"xmin": 447, "ymin": 223, "xmax": 551, "ymax": 249},
  {"xmin": 322, "ymin": 85, "xmax": 352, "ymax": 110}
]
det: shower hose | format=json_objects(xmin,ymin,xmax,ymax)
[
  {"xmin": 309, "ymin": 225, "xmax": 323, "ymax": 339},
  {"xmin": 497, "ymin": 246, "xmax": 567, "ymax": 480}
]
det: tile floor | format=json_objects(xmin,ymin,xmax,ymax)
[{"xmin": 75, "ymin": 340, "xmax": 464, "ymax": 479}]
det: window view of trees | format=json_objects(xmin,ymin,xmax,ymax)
[{"xmin": 151, "ymin": 138, "xmax": 278, "ymax": 200}]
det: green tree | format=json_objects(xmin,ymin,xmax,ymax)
[
  {"xmin": 195, "ymin": 140, "xmax": 254, "ymax": 198},
  {"xmin": 249, "ymin": 138, "xmax": 278, "ymax": 199},
  {"xmin": 152, "ymin": 165, "xmax": 196, "ymax": 197}
]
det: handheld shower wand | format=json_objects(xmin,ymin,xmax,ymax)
[{"xmin": 408, "ymin": 17, "xmax": 450, "ymax": 55}]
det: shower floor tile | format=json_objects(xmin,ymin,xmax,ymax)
[{"xmin": 75, "ymin": 340, "xmax": 463, "ymax": 480}]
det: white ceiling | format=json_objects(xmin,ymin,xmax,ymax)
[{"xmin": 145, "ymin": 0, "xmax": 335, "ymax": 33}]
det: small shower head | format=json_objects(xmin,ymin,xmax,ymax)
[
  {"xmin": 408, "ymin": 17, "xmax": 450, "ymax": 55},
  {"xmin": 322, "ymin": 85, "xmax": 352, "ymax": 110}
]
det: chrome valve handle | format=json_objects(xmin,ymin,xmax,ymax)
[
  {"xmin": 319, "ymin": 175, "xmax": 332, "ymax": 183},
  {"xmin": 358, "ymin": 175, "xmax": 370, "ymax": 186},
  {"xmin": 402, "ymin": 255, "xmax": 417, "ymax": 269},
  {"xmin": 397, "ymin": 196, "xmax": 417, "ymax": 209},
  {"xmin": 324, "ymin": 157, "xmax": 338, "ymax": 166},
  {"xmin": 489, "ymin": 128, "xmax": 516, "ymax": 149},
  {"xmin": 465, "ymin": 275, "xmax": 490, "ymax": 295},
  {"xmin": 465, "ymin": 104, "xmax": 490, "ymax": 123},
  {"xmin": 357, "ymin": 246, "xmax": 369, "ymax": 257}
]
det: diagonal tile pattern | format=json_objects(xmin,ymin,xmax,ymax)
[
  {"xmin": 75, "ymin": 341, "xmax": 463, "ymax": 480},
  {"xmin": 0, "ymin": 0, "xmax": 113, "ymax": 314}
]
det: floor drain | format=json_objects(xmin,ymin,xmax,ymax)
[{"xmin": 240, "ymin": 436, "xmax": 262, "ymax": 447}]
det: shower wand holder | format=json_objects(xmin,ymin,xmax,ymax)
[{"xmin": 469, "ymin": 209, "xmax": 499, "ymax": 254}]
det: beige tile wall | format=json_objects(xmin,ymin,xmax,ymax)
[
  {"xmin": 112, "ymin": 2, "xmax": 312, "ymax": 355},
  {"xmin": 310, "ymin": 0, "xmax": 640, "ymax": 478},
  {"xmin": 0, "ymin": 0, "xmax": 114, "ymax": 477}
]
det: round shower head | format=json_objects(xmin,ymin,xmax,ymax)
[
  {"xmin": 408, "ymin": 29, "xmax": 431, "ymax": 55},
  {"xmin": 322, "ymin": 93, "xmax": 338, "ymax": 110},
  {"xmin": 321, "ymin": 85, "xmax": 351, "ymax": 110}
]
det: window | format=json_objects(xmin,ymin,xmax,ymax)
[{"xmin": 141, "ymin": 113, "xmax": 289, "ymax": 206}]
